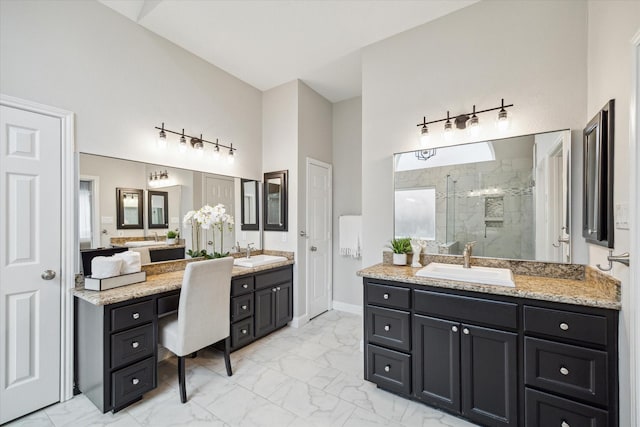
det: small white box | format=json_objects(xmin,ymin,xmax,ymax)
[{"xmin": 84, "ymin": 271, "xmax": 146, "ymax": 291}]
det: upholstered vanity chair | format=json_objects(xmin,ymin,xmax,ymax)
[{"xmin": 158, "ymin": 257, "xmax": 234, "ymax": 403}]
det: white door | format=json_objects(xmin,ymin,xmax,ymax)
[
  {"xmin": 0, "ymin": 106, "xmax": 62, "ymax": 423},
  {"xmin": 306, "ymin": 159, "xmax": 332, "ymax": 319},
  {"xmin": 203, "ymin": 174, "xmax": 235, "ymax": 254}
]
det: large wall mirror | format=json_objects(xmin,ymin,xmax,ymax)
[
  {"xmin": 78, "ymin": 153, "xmax": 262, "ymax": 262},
  {"xmin": 241, "ymin": 179, "xmax": 259, "ymax": 231},
  {"xmin": 394, "ymin": 129, "xmax": 572, "ymax": 263},
  {"xmin": 263, "ymin": 170, "xmax": 288, "ymax": 231}
]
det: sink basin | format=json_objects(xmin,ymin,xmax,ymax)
[
  {"xmin": 124, "ymin": 241, "xmax": 168, "ymax": 248},
  {"xmin": 416, "ymin": 263, "xmax": 515, "ymax": 287},
  {"xmin": 234, "ymin": 254, "xmax": 288, "ymax": 268}
]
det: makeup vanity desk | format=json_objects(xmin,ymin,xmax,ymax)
[{"xmin": 73, "ymin": 258, "xmax": 294, "ymax": 413}]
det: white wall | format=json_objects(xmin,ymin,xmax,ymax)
[
  {"xmin": 0, "ymin": 0, "xmax": 262, "ymax": 180},
  {"xmin": 332, "ymin": 97, "xmax": 362, "ymax": 307},
  {"xmin": 361, "ymin": 0, "xmax": 588, "ymax": 268},
  {"xmin": 586, "ymin": 3, "xmax": 640, "ymax": 426}
]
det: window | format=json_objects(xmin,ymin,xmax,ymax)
[{"xmin": 394, "ymin": 187, "xmax": 436, "ymax": 240}]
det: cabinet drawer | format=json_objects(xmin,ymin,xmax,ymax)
[
  {"xmin": 231, "ymin": 276, "xmax": 254, "ymax": 296},
  {"xmin": 255, "ymin": 267, "xmax": 292, "ymax": 290},
  {"xmin": 111, "ymin": 300, "xmax": 154, "ymax": 332},
  {"xmin": 523, "ymin": 306, "xmax": 607, "ymax": 346},
  {"xmin": 366, "ymin": 283, "xmax": 410, "ymax": 310},
  {"xmin": 366, "ymin": 344, "xmax": 411, "ymax": 395},
  {"xmin": 366, "ymin": 306, "xmax": 411, "ymax": 352},
  {"xmin": 525, "ymin": 388, "xmax": 608, "ymax": 427},
  {"xmin": 525, "ymin": 337, "xmax": 608, "ymax": 406},
  {"xmin": 111, "ymin": 324, "xmax": 155, "ymax": 370},
  {"xmin": 231, "ymin": 293, "xmax": 254, "ymax": 322},
  {"xmin": 231, "ymin": 317, "xmax": 254, "ymax": 349},
  {"xmin": 414, "ymin": 290, "xmax": 517, "ymax": 329},
  {"xmin": 111, "ymin": 357, "xmax": 155, "ymax": 409}
]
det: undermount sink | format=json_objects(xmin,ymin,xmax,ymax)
[
  {"xmin": 416, "ymin": 262, "xmax": 515, "ymax": 287},
  {"xmin": 234, "ymin": 254, "xmax": 288, "ymax": 268},
  {"xmin": 124, "ymin": 241, "xmax": 168, "ymax": 248}
]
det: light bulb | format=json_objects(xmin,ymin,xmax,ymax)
[
  {"xmin": 444, "ymin": 120, "xmax": 453, "ymax": 140},
  {"xmin": 157, "ymin": 130, "xmax": 167, "ymax": 149},
  {"xmin": 468, "ymin": 115, "xmax": 480, "ymax": 136},
  {"xmin": 179, "ymin": 130, "xmax": 187, "ymax": 153},
  {"xmin": 497, "ymin": 109, "xmax": 509, "ymax": 131},
  {"xmin": 212, "ymin": 139, "xmax": 221, "ymax": 160},
  {"xmin": 228, "ymin": 144, "xmax": 235, "ymax": 164},
  {"xmin": 419, "ymin": 125, "xmax": 429, "ymax": 147}
]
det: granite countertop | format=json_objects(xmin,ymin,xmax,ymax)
[
  {"xmin": 73, "ymin": 258, "xmax": 294, "ymax": 306},
  {"xmin": 358, "ymin": 263, "xmax": 621, "ymax": 310}
]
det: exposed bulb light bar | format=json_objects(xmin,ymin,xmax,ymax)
[
  {"xmin": 153, "ymin": 124, "xmax": 237, "ymax": 161},
  {"xmin": 157, "ymin": 122, "xmax": 167, "ymax": 149},
  {"xmin": 419, "ymin": 116, "xmax": 430, "ymax": 147}
]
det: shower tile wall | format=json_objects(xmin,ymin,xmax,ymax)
[{"xmin": 395, "ymin": 157, "xmax": 534, "ymax": 259}]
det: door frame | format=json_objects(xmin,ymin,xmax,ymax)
[
  {"xmin": 305, "ymin": 157, "xmax": 333, "ymax": 319},
  {"xmin": 79, "ymin": 175, "xmax": 101, "ymax": 249},
  {"xmin": 0, "ymin": 94, "xmax": 76, "ymax": 402},
  {"xmin": 629, "ymin": 29, "xmax": 640, "ymax": 427}
]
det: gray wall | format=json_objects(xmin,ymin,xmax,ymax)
[{"xmin": 332, "ymin": 97, "xmax": 362, "ymax": 308}]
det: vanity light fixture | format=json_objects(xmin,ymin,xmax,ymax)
[
  {"xmin": 153, "ymin": 123, "xmax": 237, "ymax": 161},
  {"xmin": 227, "ymin": 143, "xmax": 235, "ymax": 164},
  {"xmin": 418, "ymin": 117, "xmax": 430, "ymax": 147},
  {"xmin": 416, "ymin": 99, "xmax": 514, "ymax": 140},
  {"xmin": 149, "ymin": 170, "xmax": 169, "ymax": 182}
]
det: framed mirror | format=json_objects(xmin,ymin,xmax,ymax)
[
  {"xmin": 148, "ymin": 190, "xmax": 169, "ymax": 229},
  {"xmin": 116, "ymin": 188, "xmax": 144, "ymax": 229},
  {"xmin": 394, "ymin": 129, "xmax": 572, "ymax": 263},
  {"xmin": 263, "ymin": 170, "xmax": 288, "ymax": 231},
  {"xmin": 241, "ymin": 179, "xmax": 259, "ymax": 231},
  {"xmin": 583, "ymin": 99, "xmax": 614, "ymax": 247}
]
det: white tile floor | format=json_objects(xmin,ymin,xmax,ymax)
[{"xmin": 8, "ymin": 310, "xmax": 477, "ymax": 427}]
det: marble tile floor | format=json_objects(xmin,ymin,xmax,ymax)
[{"xmin": 8, "ymin": 310, "xmax": 477, "ymax": 427}]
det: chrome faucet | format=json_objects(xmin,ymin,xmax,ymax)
[
  {"xmin": 152, "ymin": 232, "xmax": 158, "ymax": 242},
  {"xmin": 463, "ymin": 241, "xmax": 476, "ymax": 269},
  {"xmin": 246, "ymin": 243, "xmax": 255, "ymax": 259}
]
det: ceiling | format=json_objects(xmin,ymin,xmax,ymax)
[{"xmin": 98, "ymin": 0, "xmax": 477, "ymax": 102}]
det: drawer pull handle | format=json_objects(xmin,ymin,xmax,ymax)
[
  {"xmin": 241, "ymin": 305, "xmax": 248, "ymax": 310},
  {"xmin": 559, "ymin": 322, "xmax": 569, "ymax": 331},
  {"xmin": 561, "ymin": 421, "xmax": 570, "ymax": 427},
  {"xmin": 384, "ymin": 365, "xmax": 391, "ymax": 373},
  {"xmin": 560, "ymin": 366, "xmax": 569, "ymax": 376},
  {"xmin": 132, "ymin": 312, "xmax": 140, "ymax": 320},
  {"xmin": 452, "ymin": 326, "xmax": 458, "ymax": 332},
  {"xmin": 131, "ymin": 341, "xmax": 139, "ymax": 349},
  {"xmin": 242, "ymin": 284, "xmax": 248, "ymax": 289},
  {"xmin": 132, "ymin": 378, "xmax": 140, "ymax": 385},
  {"xmin": 277, "ymin": 286, "xmax": 281, "ymax": 291},
  {"xmin": 272, "ymin": 288, "xmax": 277, "ymax": 292},
  {"xmin": 384, "ymin": 325, "xmax": 390, "ymax": 331},
  {"xmin": 462, "ymin": 328, "xmax": 470, "ymax": 335},
  {"xmin": 383, "ymin": 293, "xmax": 389, "ymax": 300},
  {"xmin": 241, "ymin": 329, "xmax": 248, "ymax": 334}
]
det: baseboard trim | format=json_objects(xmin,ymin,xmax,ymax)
[
  {"xmin": 291, "ymin": 313, "xmax": 309, "ymax": 328},
  {"xmin": 332, "ymin": 301, "xmax": 363, "ymax": 315}
]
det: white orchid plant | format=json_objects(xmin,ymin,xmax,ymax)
[{"xmin": 183, "ymin": 203, "xmax": 234, "ymax": 259}]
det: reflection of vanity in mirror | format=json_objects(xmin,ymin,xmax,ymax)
[
  {"xmin": 394, "ymin": 129, "xmax": 571, "ymax": 263},
  {"xmin": 78, "ymin": 153, "xmax": 262, "ymax": 263}
]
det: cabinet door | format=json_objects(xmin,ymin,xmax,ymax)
[
  {"xmin": 275, "ymin": 281, "xmax": 293, "ymax": 328},
  {"xmin": 461, "ymin": 324, "xmax": 517, "ymax": 427},
  {"xmin": 413, "ymin": 315, "xmax": 460, "ymax": 413},
  {"xmin": 254, "ymin": 288, "xmax": 276, "ymax": 338}
]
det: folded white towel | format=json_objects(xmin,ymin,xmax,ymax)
[
  {"xmin": 91, "ymin": 256, "xmax": 123, "ymax": 279},
  {"xmin": 339, "ymin": 215, "xmax": 362, "ymax": 259},
  {"xmin": 114, "ymin": 251, "xmax": 142, "ymax": 274},
  {"xmin": 129, "ymin": 247, "xmax": 151, "ymax": 265}
]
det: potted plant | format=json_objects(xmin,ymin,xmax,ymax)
[
  {"xmin": 388, "ymin": 237, "xmax": 411, "ymax": 265},
  {"xmin": 166, "ymin": 229, "xmax": 178, "ymax": 245}
]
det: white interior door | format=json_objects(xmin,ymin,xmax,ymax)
[
  {"xmin": 306, "ymin": 159, "xmax": 332, "ymax": 319},
  {"xmin": 0, "ymin": 105, "xmax": 62, "ymax": 423},
  {"xmin": 203, "ymin": 174, "xmax": 234, "ymax": 254}
]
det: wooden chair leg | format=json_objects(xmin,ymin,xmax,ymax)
[
  {"xmin": 224, "ymin": 337, "xmax": 233, "ymax": 376},
  {"xmin": 178, "ymin": 356, "xmax": 187, "ymax": 403}
]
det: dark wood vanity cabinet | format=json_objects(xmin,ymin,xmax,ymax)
[{"xmin": 363, "ymin": 278, "xmax": 619, "ymax": 427}]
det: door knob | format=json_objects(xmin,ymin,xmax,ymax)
[
  {"xmin": 41, "ymin": 270, "xmax": 56, "ymax": 280},
  {"xmin": 310, "ymin": 246, "xmax": 317, "ymax": 251}
]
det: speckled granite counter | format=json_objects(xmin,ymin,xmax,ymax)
[
  {"xmin": 74, "ymin": 255, "xmax": 294, "ymax": 306},
  {"xmin": 358, "ymin": 263, "xmax": 620, "ymax": 310}
]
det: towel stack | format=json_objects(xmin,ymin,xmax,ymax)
[{"xmin": 91, "ymin": 251, "xmax": 142, "ymax": 278}]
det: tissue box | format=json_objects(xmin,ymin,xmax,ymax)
[{"xmin": 84, "ymin": 271, "xmax": 146, "ymax": 291}]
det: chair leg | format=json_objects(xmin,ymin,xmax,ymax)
[
  {"xmin": 224, "ymin": 337, "xmax": 233, "ymax": 376},
  {"xmin": 178, "ymin": 356, "xmax": 187, "ymax": 403}
]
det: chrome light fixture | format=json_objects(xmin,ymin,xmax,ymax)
[{"xmin": 154, "ymin": 123, "xmax": 237, "ymax": 161}]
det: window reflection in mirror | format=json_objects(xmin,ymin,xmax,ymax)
[
  {"xmin": 263, "ymin": 170, "xmax": 288, "ymax": 231},
  {"xmin": 241, "ymin": 179, "xmax": 259, "ymax": 231},
  {"xmin": 393, "ymin": 130, "xmax": 571, "ymax": 263}
]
